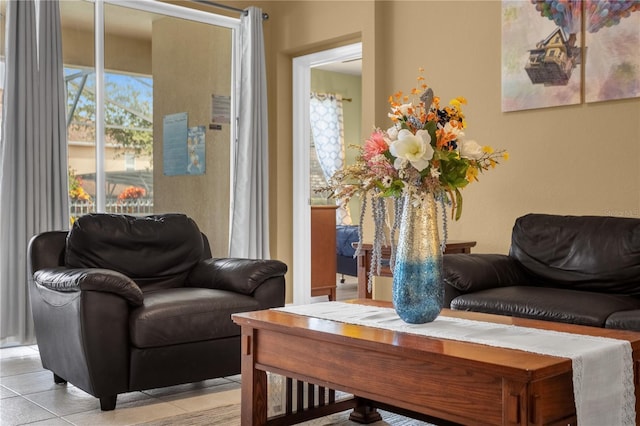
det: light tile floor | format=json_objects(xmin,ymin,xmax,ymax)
[{"xmin": 0, "ymin": 275, "xmax": 358, "ymax": 426}]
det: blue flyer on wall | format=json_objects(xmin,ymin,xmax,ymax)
[
  {"xmin": 187, "ymin": 126, "xmax": 206, "ymax": 175},
  {"xmin": 162, "ymin": 112, "xmax": 188, "ymax": 176}
]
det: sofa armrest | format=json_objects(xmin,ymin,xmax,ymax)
[
  {"xmin": 443, "ymin": 254, "xmax": 530, "ymax": 294},
  {"xmin": 187, "ymin": 258, "xmax": 288, "ymax": 295},
  {"xmin": 252, "ymin": 277, "xmax": 286, "ymax": 309},
  {"xmin": 33, "ymin": 267, "xmax": 144, "ymax": 306}
]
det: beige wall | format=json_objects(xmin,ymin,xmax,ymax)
[
  {"xmin": 261, "ymin": 1, "xmax": 377, "ymax": 303},
  {"xmin": 152, "ymin": 17, "xmax": 233, "ymax": 258},
  {"xmin": 215, "ymin": 0, "xmax": 639, "ymax": 303}
]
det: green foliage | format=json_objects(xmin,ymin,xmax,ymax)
[{"xmin": 436, "ymin": 150, "xmax": 470, "ymax": 190}]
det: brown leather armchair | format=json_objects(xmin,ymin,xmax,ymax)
[{"xmin": 27, "ymin": 213, "xmax": 287, "ymax": 410}]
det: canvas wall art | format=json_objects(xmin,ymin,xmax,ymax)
[
  {"xmin": 583, "ymin": 2, "xmax": 640, "ymax": 102},
  {"xmin": 502, "ymin": 1, "xmax": 640, "ymax": 112},
  {"xmin": 502, "ymin": 1, "xmax": 582, "ymax": 112}
]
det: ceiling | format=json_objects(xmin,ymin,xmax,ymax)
[{"xmin": 314, "ymin": 59, "xmax": 362, "ymax": 76}]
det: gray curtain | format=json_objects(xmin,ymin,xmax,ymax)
[
  {"xmin": 229, "ymin": 7, "xmax": 270, "ymax": 259},
  {"xmin": 0, "ymin": 0, "xmax": 69, "ymax": 347}
]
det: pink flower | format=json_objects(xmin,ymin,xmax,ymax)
[{"xmin": 363, "ymin": 131, "xmax": 388, "ymax": 161}]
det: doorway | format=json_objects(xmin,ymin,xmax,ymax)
[{"xmin": 292, "ymin": 43, "xmax": 362, "ymax": 305}]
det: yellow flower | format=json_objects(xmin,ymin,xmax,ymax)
[
  {"xmin": 503, "ymin": 152, "xmax": 510, "ymax": 161},
  {"xmin": 449, "ymin": 97, "xmax": 467, "ymax": 109},
  {"xmin": 466, "ymin": 166, "xmax": 479, "ymax": 182},
  {"xmin": 482, "ymin": 146, "xmax": 494, "ymax": 154}
]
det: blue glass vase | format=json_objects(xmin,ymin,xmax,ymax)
[{"xmin": 392, "ymin": 192, "xmax": 443, "ymax": 324}]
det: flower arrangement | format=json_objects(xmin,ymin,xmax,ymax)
[
  {"xmin": 117, "ymin": 186, "xmax": 146, "ymax": 202},
  {"xmin": 321, "ymin": 69, "xmax": 508, "ymax": 281},
  {"xmin": 326, "ymin": 68, "xmax": 507, "ymax": 221}
]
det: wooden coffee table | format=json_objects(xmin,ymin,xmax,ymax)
[{"xmin": 232, "ymin": 300, "xmax": 640, "ymax": 425}]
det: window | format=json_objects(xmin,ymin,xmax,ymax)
[
  {"xmin": 65, "ymin": 65, "xmax": 154, "ymax": 217},
  {"xmin": 61, "ymin": 0, "xmax": 239, "ymax": 222}
]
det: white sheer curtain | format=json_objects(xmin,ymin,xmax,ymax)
[
  {"xmin": 0, "ymin": 0, "xmax": 69, "ymax": 347},
  {"xmin": 229, "ymin": 7, "xmax": 270, "ymax": 259},
  {"xmin": 310, "ymin": 92, "xmax": 352, "ymax": 225}
]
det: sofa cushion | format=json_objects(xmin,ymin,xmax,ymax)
[
  {"xmin": 510, "ymin": 214, "xmax": 640, "ymax": 295},
  {"xmin": 451, "ymin": 286, "xmax": 640, "ymax": 328},
  {"xmin": 66, "ymin": 214, "xmax": 205, "ymax": 291},
  {"xmin": 605, "ymin": 310, "xmax": 640, "ymax": 331},
  {"xmin": 129, "ymin": 287, "xmax": 260, "ymax": 348}
]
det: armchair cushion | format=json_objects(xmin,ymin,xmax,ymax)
[
  {"xmin": 605, "ymin": 310, "xmax": 640, "ymax": 330},
  {"xmin": 129, "ymin": 287, "xmax": 260, "ymax": 348},
  {"xmin": 65, "ymin": 213, "xmax": 205, "ymax": 291},
  {"xmin": 34, "ymin": 267, "xmax": 143, "ymax": 306},
  {"xmin": 187, "ymin": 258, "xmax": 288, "ymax": 295},
  {"xmin": 510, "ymin": 214, "xmax": 640, "ymax": 294},
  {"xmin": 451, "ymin": 286, "xmax": 640, "ymax": 328}
]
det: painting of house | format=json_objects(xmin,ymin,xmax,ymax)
[
  {"xmin": 501, "ymin": 1, "xmax": 582, "ymax": 111},
  {"xmin": 525, "ymin": 27, "xmax": 582, "ymax": 86}
]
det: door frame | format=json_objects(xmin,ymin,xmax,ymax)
[{"xmin": 291, "ymin": 42, "xmax": 362, "ymax": 305}]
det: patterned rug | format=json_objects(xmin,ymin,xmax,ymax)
[{"xmin": 136, "ymin": 404, "xmax": 435, "ymax": 425}]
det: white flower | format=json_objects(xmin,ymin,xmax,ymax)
[
  {"xmin": 381, "ymin": 176, "xmax": 393, "ymax": 187},
  {"xmin": 430, "ymin": 167, "xmax": 441, "ymax": 178},
  {"xmin": 386, "ymin": 126, "xmax": 399, "ymax": 141},
  {"xmin": 459, "ymin": 138, "xmax": 484, "ymax": 160},
  {"xmin": 371, "ymin": 153, "xmax": 387, "ymax": 164},
  {"xmin": 387, "ymin": 103, "xmax": 413, "ymax": 120},
  {"xmin": 397, "ymin": 103, "xmax": 413, "ymax": 116},
  {"xmin": 442, "ymin": 122, "xmax": 464, "ymax": 139},
  {"xmin": 389, "ymin": 129, "xmax": 434, "ymax": 172}
]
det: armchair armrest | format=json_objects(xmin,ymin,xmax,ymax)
[
  {"xmin": 187, "ymin": 258, "xmax": 288, "ymax": 295},
  {"xmin": 34, "ymin": 267, "xmax": 144, "ymax": 306},
  {"xmin": 443, "ymin": 254, "xmax": 531, "ymax": 294}
]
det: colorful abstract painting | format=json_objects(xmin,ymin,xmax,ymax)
[{"xmin": 583, "ymin": 2, "xmax": 640, "ymax": 102}]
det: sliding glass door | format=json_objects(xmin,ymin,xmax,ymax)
[{"xmin": 60, "ymin": 0, "xmax": 239, "ymax": 239}]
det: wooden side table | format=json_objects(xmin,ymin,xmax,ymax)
[
  {"xmin": 311, "ymin": 206, "xmax": 338, "ymax": 301},
  {"xmin": 355, "ymin": 241, "xmax": 477, "ymax": 299}
]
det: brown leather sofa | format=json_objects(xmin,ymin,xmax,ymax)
[
  {"xmin": 27, "ymin": 213, "xmax": 287, "ymax": 410},
  {"xmin": 443, "ymin": 213, "xmax": 640, "ymax": 331}
]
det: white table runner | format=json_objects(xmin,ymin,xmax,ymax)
[{"xmin": 277, "ymin": 302, "xmax": 635, "ymax": 426}]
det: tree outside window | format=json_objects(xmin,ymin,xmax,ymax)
[{"xmin": 65, "ymin": 67, "xmax": 153, "ymax": 218}]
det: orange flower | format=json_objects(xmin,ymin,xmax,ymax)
[{"xmin": 118, "ymin": 186, "xmax": 146, "ymax": 201}]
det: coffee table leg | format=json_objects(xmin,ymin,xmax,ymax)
[
  {"xmin": 241, "ymin": 327, "xmax": 268, "ymax": 425},
  {"xmin": 349, "ymin": 398, "xmax": 382, "ymax": 424}
]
